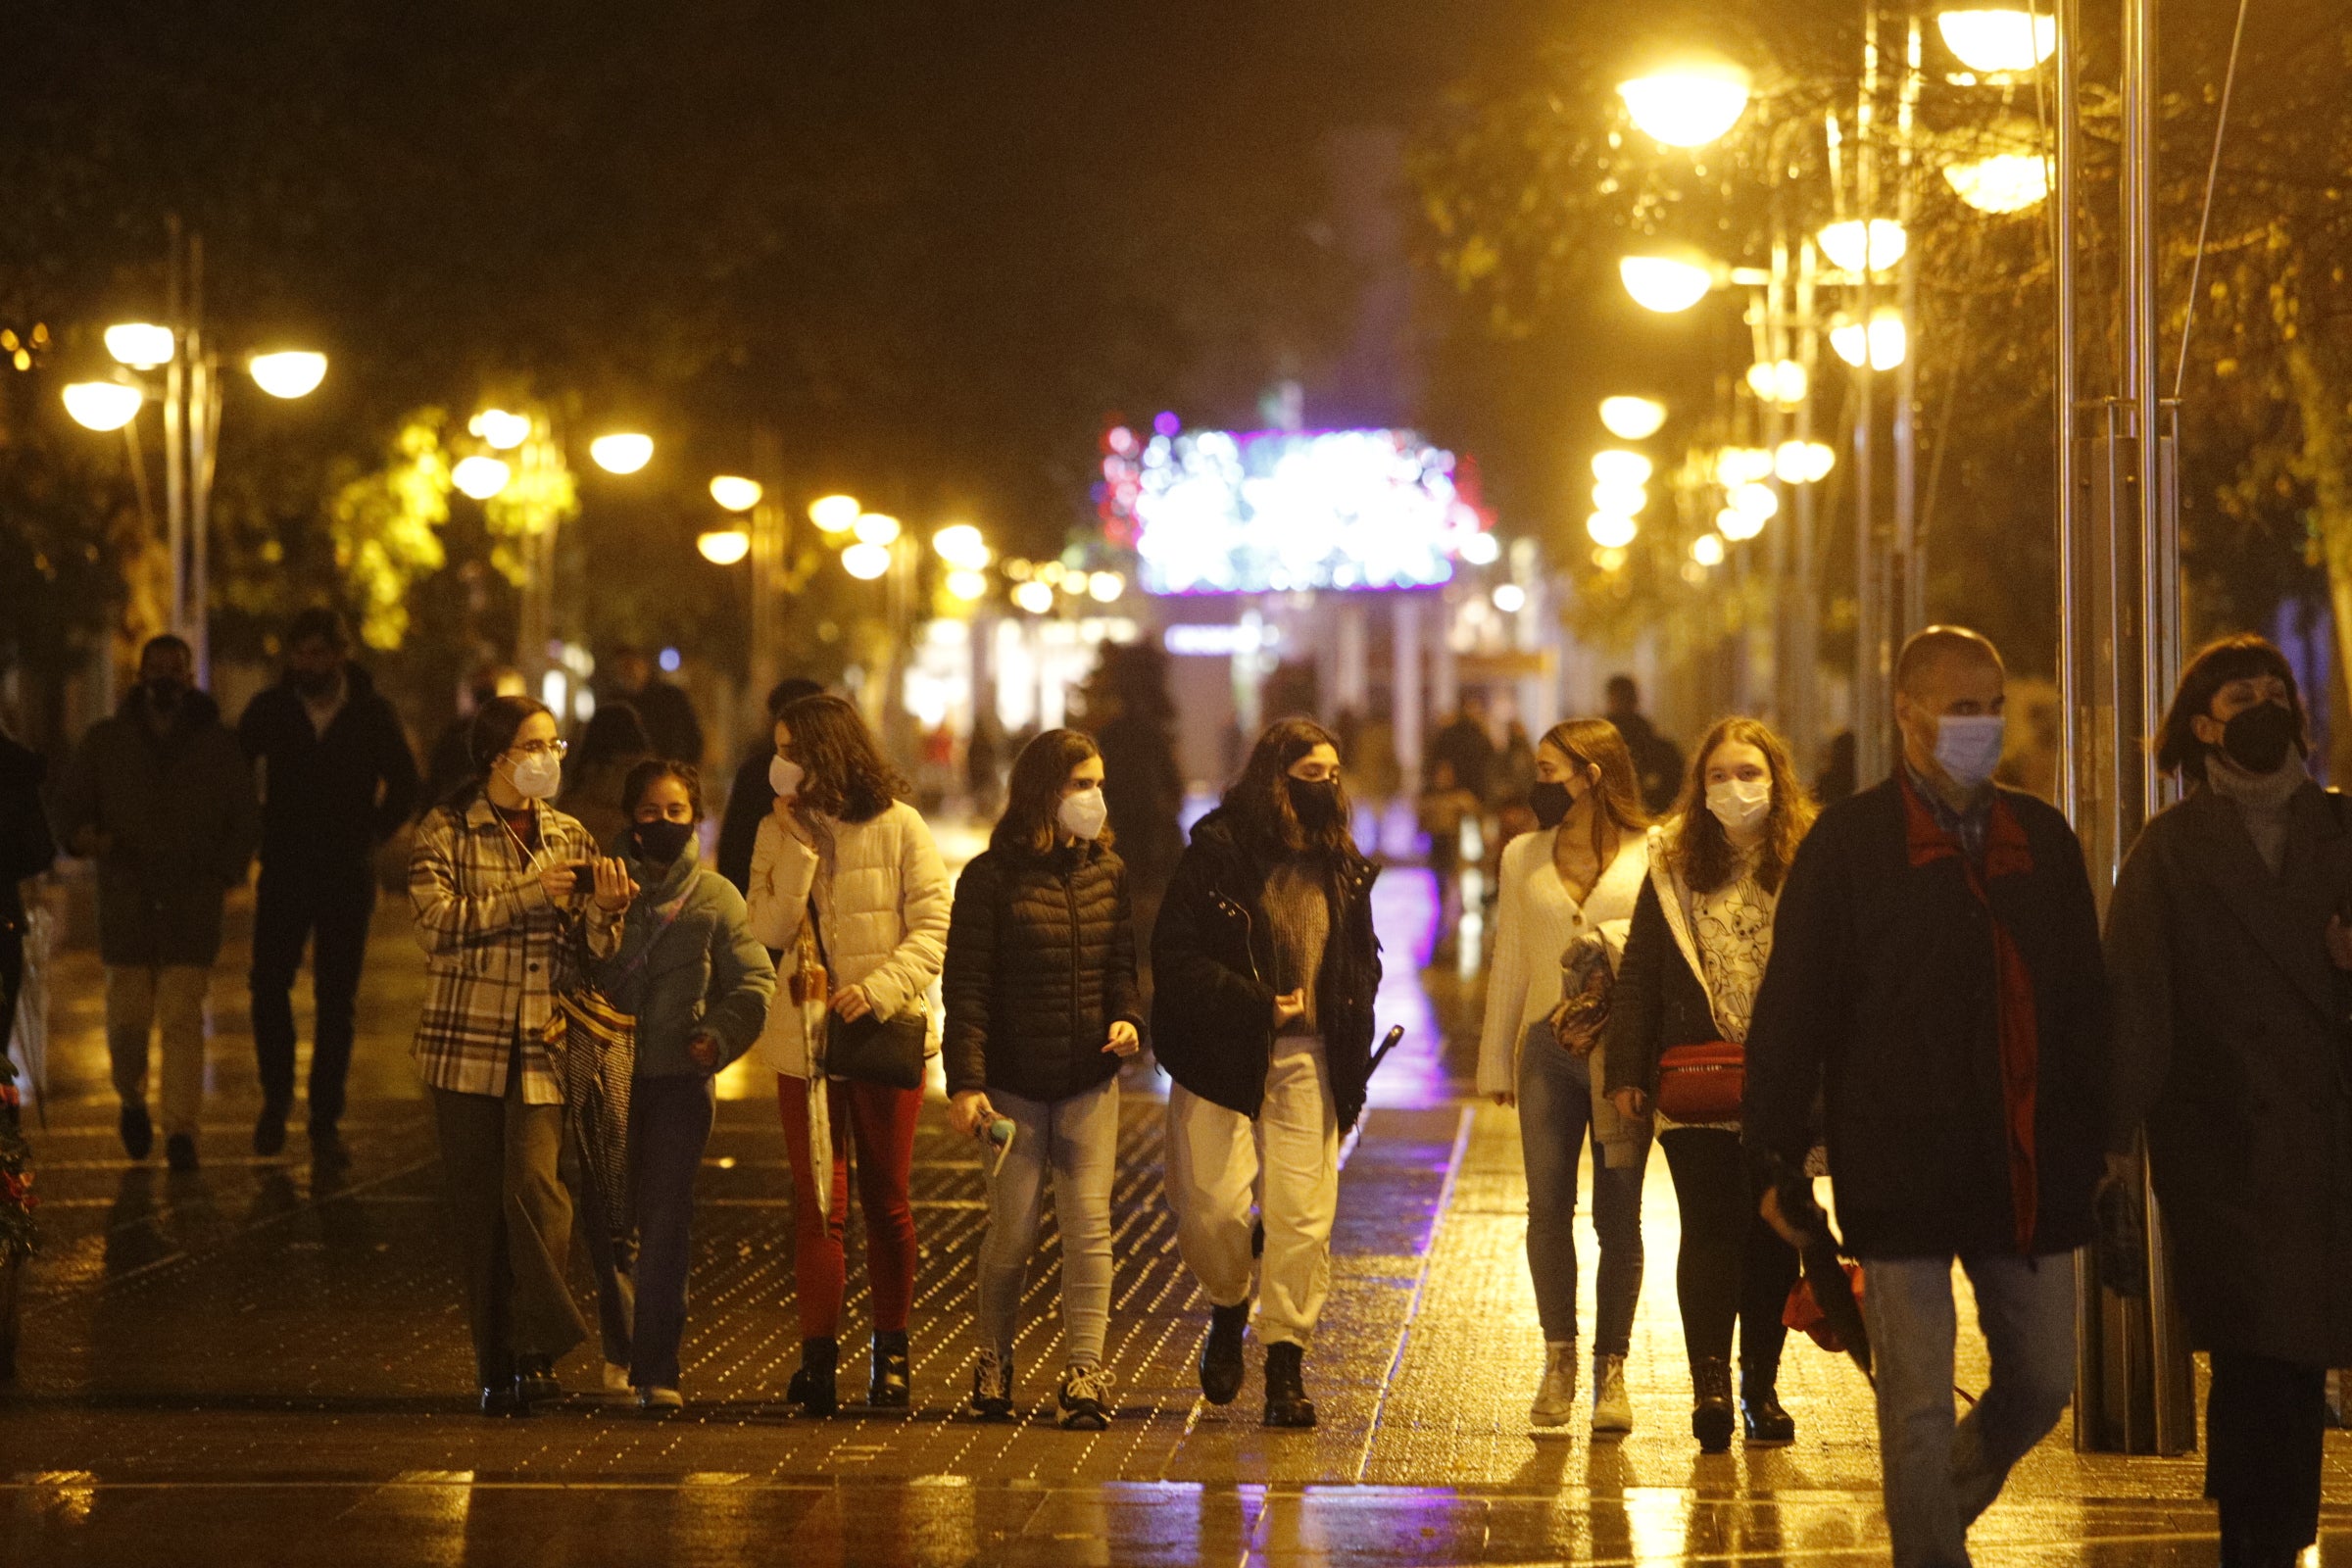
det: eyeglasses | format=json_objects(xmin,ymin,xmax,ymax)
[{"xmin": 511, "ymin": 739, "xmax": 569, "ymax": 760}]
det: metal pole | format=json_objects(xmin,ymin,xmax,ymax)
[
  {"xmin": 1853, "ymin": 2, "xmax": 1885, "ymax": 785},
  {"xmin": 1795, "ymin": 237, "xmax": 1822, "ymax": 774},
  {"xmin": 1893, "ymin": 12, "xmax": 1924, "ymax": 644},
  {"xmin": 186, "ymin": 233, "xmax": 213, "ymax": 685},
  {"xmin": 164, "ymin": 218, "xmax": 188, "ymax": 648},
  {"xmin": 2054, "ymin": 0, "xmax": 2082, "ymax": 822}
]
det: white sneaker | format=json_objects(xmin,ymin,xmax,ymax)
[
  {"xmin": 602, "ymin": 1361, "xmax": 633, "ymax": 1398},
  {"xmin": 1592, "ymin": 1351, "xmax": 1634, "ymax": 1435},
  {"xmin": 1529, "ymin": 1341, "xmax": 1579, "ymax": 1427}
]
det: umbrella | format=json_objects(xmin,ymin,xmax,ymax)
[
  {"xmin": 1367, "ymin": 1024, "xmax": 1406, "ymax": 1076},
  {"xmin": 1773, "ymin": 1168, "xmax": 1872, "ymax": 1384}
]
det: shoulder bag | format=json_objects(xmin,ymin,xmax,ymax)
[
  {"xmin": 1549, "ymin": 929, "xmax": 1616, "ymax": 1056},
  {"xmin": 1654, "ymin": 1041, "xmax": 1745, "ymax": 1123},
  {"xmin": 806, "ymin": 895, "xmax": 926, "ymax": 1090}
]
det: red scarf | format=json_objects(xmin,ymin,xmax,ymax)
[{"xmin": 1900, "ymin": 773, "xmax": 2042, "ymax": 1253}]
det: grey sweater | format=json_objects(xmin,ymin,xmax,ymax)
[
  {"xmin": 2205, "ymin": 755, "xmax": 2308, "ymax": 874},
  {"xmin": 1261, "ymin": 862, "xmax": 1330, "ymax": 1037}
]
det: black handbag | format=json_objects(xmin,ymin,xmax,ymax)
[{"xmin": 806, "ymin": 896, "xmax": 927, "ymax": 1090}]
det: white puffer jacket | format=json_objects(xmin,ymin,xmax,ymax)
[{"xmin": 746, "ymin": 801, "xmax": 952, "ymax": 1078}]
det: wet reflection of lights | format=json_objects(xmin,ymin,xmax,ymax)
[
  {"xmin": 1623, "ymin": 1486, "xmax": 1693, "ymax": 1564},
  {"xmin": 1366, "ymin": 867, "xmax": 1452, "ymax": 1110},
  {"xmin": 25, "ymin": 1471, "xmax": 98, "ymax": 1527}
]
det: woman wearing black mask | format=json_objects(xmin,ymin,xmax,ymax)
[
  {"xmin": 1153, "ymin": 718, "xmax": 1381, "ymax": 1429},
  {"xmin": 2107, "ymin": 635, "xmax": 2352, "ymax": 1568},
  {"xmin": 1475, "ymin": 719, "xmax": 1651, "ymax": 1434},
  {"xmin": 592, "ymin": 760, "xmax": 774, "ymax": 1413}
]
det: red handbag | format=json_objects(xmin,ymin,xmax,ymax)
[{"xmin": 1654, "ymin": 1041, "xmax": 1744, "ymax": 1122}]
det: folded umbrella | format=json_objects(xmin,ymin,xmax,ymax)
[{"xmin": 1773, "ymin": 1167, "xmax": 1872, "ymax": 1384}]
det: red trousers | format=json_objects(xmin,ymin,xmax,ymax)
[{"xmin": 776, "ymin": 1073, "xmax": 921, "ymax": 1339}]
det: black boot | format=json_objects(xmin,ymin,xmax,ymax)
[
  {"xmin": 254, "ymin": 1106, "xmax": 288, "ymax": 1157},
  {"xmin": 869, "ymin": 1331, "xmax": 911, "ymax": 1408},
  {"xmin": 119, "ymin": 1102, "xmax": 153, "ymax": 1161},
  {"xmin": 1263, "ymin": 1341, "xmax": 1316, "ymax": 1429},
  {"xmin": 479, "ymin": 1377, "xmax": 528, "ymax": 1418},
  {"xmin": 1740, "ymin": 1364, "xmax": 1795, "ymax": 1445},
  {"xmin": 1200, "ymin": 1301, "xmax": 1249, "ymax": 1405},
  {"xmin": 1690, "ymin": 1356, "xmax": 1734, "ymax": 1452},
  {"xmin": 514, "ymin": 1353, "xmax": 562, "ymax": 1406},
  {"xmin": 787, "ymin": 1336, "xmax": 839, "ymax": 1416}
]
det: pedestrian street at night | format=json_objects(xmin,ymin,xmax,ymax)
[{"xmin": 4, "ymin": 852, "xmax": 2335, "ymax": 1568}]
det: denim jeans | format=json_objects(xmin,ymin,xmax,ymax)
[
  {"xmin": 975, "ymin": 1076, "xmax": 1120, "ymax": 1370},
  {"xmin": 625, "ymin": 1073, "xmax": 717, "ymax": 1392},
  {"xmin": 1860, "ymin": 1251, "xmax": 2078, "ymax": 1568},
  {"xmin": 1516, "ymin": 1025, "xmax": 1646, "ymax": 1351}
]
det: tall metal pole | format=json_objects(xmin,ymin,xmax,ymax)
[
  {"xmin": 2054, "ymin": 0, "xmax": 2082, "ymax": 821},
  {"xmin": 1853, "ymin": 3, "xmax": 1886, "ymax": 785},
  {"xmin": 163, "ymin": 218, "xmax": 188, "ymax": 650},
  {"xmin": 1893, "ymin": 12, "xmax": 1924, "ymax": 643},
  {"xmin": 186, "ymin": 233, "xmax": 214, "ymax": 685},
  {"xmin": 1794, "ymin": 237, "xmax": 1823, "ymax": 773}
]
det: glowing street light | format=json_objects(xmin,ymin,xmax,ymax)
[
  {"xmin": 1592, "ymin": 450, "xmax": 1654, "ymax": 486},
  {"xmin": 452, "ymin": 455, "xmax": 514, "ymax": 500},
  {"xmin": 1458, "ymin": 531, "xmax": 1502, "ymax": 565},
  {"xmin": 248, "ymin": 351, "xmax": 327, "ymax": 399},
  {"xmin": 1010, "ymin": 579, "xmax": 1055, "ymax": 614},
  {"xmin": 1816, "ymin": 219, "xmax": 1909, "ymax": 274},
  {"xmin": 709, "ymin": 475, "xmax": 762, "ymax": 513},
  {"xmin": 1730, "ymin": 482, "xmax": 1781, "ymax": 522},
  {"xmin": 808, "ymin": 493, "xmax": 861, "ymax": 533},
  {"xmin": 1592, "ymin": 480, "xmax": 1647, "ymax": 517},
  {"xmin": 697, "ymin": 528, "xmax": 752, "ymax": 565},
  {"xmin": 1599, "ymin": 396, "xmax": 1668, "ymax": 440},
  {"xmin": 1936, "ymin": 8, "xmax": 2056, "ymax": 73},
  {"xmin": 947, "ymin": 569, "xmax": 990, "ymax": 603},
  {"xmin": 1745, "ymin": 359, "xmax": 1809, "ymax": 407},
  {"xmin": 589, "ymin": 432, "xmax": 654, "ymax": 474},
  {"xmin": 1616, "ymin": 58, "xmax": 1752, "ymax": 148},
  {"xmin": 104, "ymin": 322, "xmax": 174, "ymax": 370},
  {"xmin": 1492, "ymin": 583, "xmax": 1528, "ymax": 613},
  {"xmin": 63, "ymin": 381, "xmax": 144, "ymax": 431},
  {"xmin": 1717, "ymin": 507, "xmax": 1766, "ymax": 543},
  {"xmin": 1775, "ymin": 439, "xmax": 1838, "ymax": 483},
  {"xmin": 1943, "ymin": 153, "xmax": 2049, "ymax": 214},
  {"xmin": 469, "ymin": 409, "xmax": 532, "ymax": 449},
  {"xmin": 1088, "ymin": 571, "xmax": 1125, "ymax": 603},
  {"xmin": 1713, "ymin": 447, "xmax": 1775, "ymax": 487},
  {"xmin": 841, "ymin": 541, "xmax": 893, "ymax": 580},
  {"xmin": 1832, "ymin": 307, "xmax": 1910, "ymax": 370},
  {"xmin": 1587, "ymin": 513, "xmax": 1640, "ymax": 549},
  {"xmin": 1620, "ymin": 253, "xmax": 1716, "ymax": 314},
  {"xmin": 854, "ymin": 512, "xmax": 902, "ymax": 546},
  {"xmin": 1691, "ymin": 534, "xmax": 1728, "ymax": 566},
  {"xmin": 932, "ymin": 523, "xmax": 991, "ymax": 570}
]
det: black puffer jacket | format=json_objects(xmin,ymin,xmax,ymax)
[
  {"xmin": 943, "ymin": 840, "xmax": 1143, "ymax": 1102},
  {"xmin": 1150, "ymin": 808, "xmax": 1382, "ymax": 1132}
]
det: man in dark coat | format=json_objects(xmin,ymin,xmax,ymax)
[
  {"xmin": 1605, "ymin": 674, "xmax": 1688, "ymax": 815},
  {"xmin": 603, "ymin": 647, "xmax": 704, "ymax": 766},
  {"xmin": 1743, "ymin": 627, "xmax": 2108, "ymax": 1568},
  {"xmin": 237, "ymin": 609, "xmax": 419, "ymax": 1156},
  {"xmin": 55, "ymin": 636, "xmax": 259, "ymax": 1169}
]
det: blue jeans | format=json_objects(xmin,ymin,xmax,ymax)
[
  {"xmin": 1517, "ymin": 1025, "xmax": 1646, "ymax": 1351},
  {"xmin": 978, "ymin": 1076, "xmax": 1121, "ymax": 1369},
  {"xmin": 1860, "ymin": 1251, "xmax": 2078, "ymax": 1568},
  {"xmin": 626, "ymin": 1073, "xmax": 717, "ymax": 1391}
]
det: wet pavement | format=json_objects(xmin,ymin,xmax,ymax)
[{"xmin": 3, "ymin": 854, "xmax": 2347, "ymax": 1565}]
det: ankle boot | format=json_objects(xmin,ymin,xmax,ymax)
[
  {"xmin": 1690, "ymin": 1356, "xmax": 1734, "ymax": 1452},
  {"xmin": 1263, "ymin": 1341, "xmax": 1316, "ymax": 1429},
  {"xmin": 787, "ymin": 1336, "xmax": 839, "ymax": 1416},
  {"xmin": 869, "ymin": 1330, "xmax": 911, "ymax": 1408},
  {"xmin": 1740, "ymin": 1363, "xmax": 1795, "ymax": 1445},
  {"xmin": 1200, "ymin": 1300, "xmax": 1249, "ymax": 1405}
]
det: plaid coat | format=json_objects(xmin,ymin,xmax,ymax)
[{"xmin": 409, "ymin": 796, "xmax": 623, "ymax": 1103}]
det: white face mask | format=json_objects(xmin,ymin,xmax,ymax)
[
  {"xmin": 1934, "ymin": 714, "xmax": 2006, "ymax": 792},
  {"xmin": 769, "ymin": 755, "xmax": 804, "ymax": 800},
  {"xmin": 1058, "ymin": 786, "xmax": 1108, "ymax": 841},
  {"xmin": 508, "ymin": 750, "xmax": 562, "ymax": 802},
  {"xmin": 1706, "ymin": 777, "xmax": 1772, "ymax": 837}
]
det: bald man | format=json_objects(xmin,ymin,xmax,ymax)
[{"xmin": 1742, "ymin": 626, "xmax": 2110, "ymax": 1568}]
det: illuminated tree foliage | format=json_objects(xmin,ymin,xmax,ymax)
[{"xmin": 326, "ymin": 412, "xmax": 454, "ymax": 651}]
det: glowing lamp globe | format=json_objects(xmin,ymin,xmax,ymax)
[
  {"xmin": 1691, "ymin": 534, "xmax": 1727, "ymax": 566},
  {"xmin": 1592, "ymin": 450, "xmax": 1653, "ymax": 486},
  {"xmin": 1587, "ymin": 513, "xmax": 1639, "ymax": 550},
  {"xmin": 1817, "ymin": 220, "xmax": 1909, "ymax": 274},
  {"xmin": 1011, "ymin": 580, "xmax": 1055, "ymax": 614},
  {"xmin": 709, "ymin": 476, "xmax": 763, "ymax": 513},
  {"xmin": 590, "ymin": 432, "xmax": 654, "ymax": 473},
  {"xmin": 947, "ymin": 569, "xmax": 990, "ymax": 603},
  {"xmin": 697, "ymin": 529, "xmax": 752, "ymax": 565},
  {"xmin": 841, "ymin": 542, "xmax": 892, "ymax": 580},
  {"xmin": 1717, "ymin": 507, "xmax": 1767, "ymax": 543},
  {"xmin": 452, "ymin": 455, "xmax": 513, "ymax": 500},
  {"xmin": 1088, "ymin": 571, "xmax": 1125, "ymax": 603},
  {"xmin": 1936, "ymin": 9, "xmax": 2056, "ymax": 73},
  {"xmin": 1616, "ymin": 59, "xmax": 1752, "ymax": 148},
  {"xmin": 1592, "ymin": 480, "xmax": 1647, "ymax": 517},
  {"xmin": 1458, "ymin": 531, "xmax": 1502, "ymax": 565},
  {"xmin": 932, "ymin": 523, "xmax": 989, "ymax": 569},
  {"xmin": 853, "ymin": 512, "xmax": 902, "ymax": 546},
  {"xmin": 808, "ymin": 494, "xmax": 861, "ymax": 533},
  {"xmin": 1832, "ymin": 308, "xmax": 1910, "ymax": 370},
  {"xmin": 1620, "ymin": 254, "xmax": 1715, "ymax": 314},
  {"xmin": 1731, "ymin": 482, "xmax": 1780, "ymax": 522},
  {"xmin": 470, "ymin": 409, "xmax": 531, "ymax": 450},
  {"xmin": 1492, "ymin": 584, "xmax": 1528, "ymax": 613},
  {"xmin": 104, "ymin": 322, "xmax": 174, "ymax": 369},
  {"xmin": 1943, "ymin": 153, "xmax": 2049, "ymax": 214},
  {"xmin": 249, "ymin": 351, "xmax": 327, "ymax": 399},
  {"xmin": 1599, "ymin": 396, "xmax": 1667, "ymax": 440},
  {"xmin": 63, "ymin": 381, "xmax": 144, "ymax": 431}
]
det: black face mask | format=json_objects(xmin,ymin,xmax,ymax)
[
  {"xmin": 1529, "ymin": 780, "xmax": 1574, "ymax": 830},
  {"xmin": 1286, "ymin": 776, "xmax": 1341, "ymax": 832},
  {"xmin": 2219, "ymin": 701, "xmax": 2299, "ymax": 775},
  {"xmin": 631, "ymin": 818, "xmax": 695, "ymax": 865}
]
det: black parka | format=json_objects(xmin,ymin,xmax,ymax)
[
  {"xmin": 1149, "ymin": 808, "xmax": 1382, "ymax": 1132},
  {"xmin": 2104, "ymin": 781, "xmax": 2352, "ymax": 1366},
  {"xmin": 942, "ymin": 839, "xmax": 1143, "ymax": 1103}
]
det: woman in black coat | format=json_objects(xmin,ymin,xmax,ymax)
[
  {"xmin": 943, "ymin": 729, "xmax": 1142, "ymax": 1431},
  {"xmin": 1152, "ymin": 717, "xmax": 1380, "ymax": 1431},
  {"xmin": 2106, "ymin": 634, "xmax": 2352, "ymax": 1568}
]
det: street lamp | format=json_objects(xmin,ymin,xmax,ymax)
[
  {"xmin": 248, "ymin": 351, "xmax": 327, "ymax": 399},
  {"xmin": 1832, "ymin": 307, "xmax": 1910, "ymax": 369},
  {"xmin": 1816, "ymin": 219, "xmax": 1909, "ymax": 273},
  {"xmin": 1587, "ymin": 513, "xmax": 1639, "ymax": 549},
  {"xmin": 1619, "ymin": 253, "xmax": 1716, "ymax": 314},
  {"xmin": 589, "ymin": 432, "xmax": 654, "ymax": 473},
  {"xmin": 104, "ymin": 323, "xmax": 173, "ymax": 370},
  {"xmin": 1745, "ymin": 359, "xmax": 1809, "ymax": 407},
  {"xmin": 931, "ymin": 523, "xmax": 990, "ymax": 570},
  {"xmin": 854, "ymin": 512, "xmax": 902, "ymax": 546},
  {"xmin": 709, "ymin": 475, "xmax": 762, "ymax": 513},
  {"xmin": 470, "ymin": 408, "xmax": 530, "ymax": 449},
  {"xmin": 946, "ymin": 569, "xmax": 990, "ymax": 603},
  {"xmin": 1691, "ymin": 534, "xmax": 1728, "ymax": 566},
  {"xmin": 1599, "ymin": 396, "xmax": 1667, "ymax": 439},
  {"xmin": 697, "ymin": 528, "xmax": 752, "ymax": 565},
  {"xmin": 1616, "ymin": 57, "xmax": 1752, "ymax": 148},
  {"xmin": 1774, "ymin": 439, "xmax": 1838, "ymax": 483},
  {"xmin": 1592, "ymin": 480, "xmax": 1647, "ymax": 517},
  {"xmin": 1943, "ymin": 153, "xmax": 2049, "ymax": 213},
  {"xmin": 63, "ymin": 381, "xmax": 144, "ymax": 431},
  {"xmin": 809, "ymin": 493, "xmax": 861, "ymax": 533},
  {"xmin": 451, "ymin": 455, "xmax": 513, "ymax": 500},
  {"xmin": 1592, "ymin": 450, "xmax": 1653, "ymax": 486},
  {"xmin": 841, "ymin": 541, "xmax": 892, "ymax": 579},
  {"xmin": 1936, "ymin": 8, "xmax": 2056, "ymax": 73}
]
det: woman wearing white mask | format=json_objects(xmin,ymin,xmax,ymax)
[
  {"xmin": 409, "ymin": 695, "xmax": 636, "ymax": 1415},
  {"xmin": 941, "ymin": 730, "xmax": 1142, "ymax": 1430},
  {"xmin": 1603, "ymin": 716, "xmax": 1814, "ymax": 1452}
]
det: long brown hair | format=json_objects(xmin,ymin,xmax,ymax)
[
  {"xmin": 777, "ymin": 693, "xmax": 907, "ymax": 824},
  {"xmin": 1221, "ymin": 716, "xmax": 1355, "ymax": 864},
  {"xmin": 1538, "ymin": 717, "xmax": 1649, "ymax": 864},
  {"xmin": 993, "ymin": 728, "xmax": 1111, "ymax": 856},
  {"xmin": 1670, "ymin": 716, "xmax": 1815, "ymax": 896}
]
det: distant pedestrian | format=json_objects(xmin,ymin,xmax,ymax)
[
  {"xmin": 1813, "ymin": 729, "xmax": 1858, "ymax": 807},
  {"xmin": 603, "ymin": 647, "xmax": 704, "ymax": 766},
  {"xmin": 1428, "ymin": 692, "xmax": 1496, "ymax": 803},
  {"xmin": 1744, "ymin": 627, "xmax": 2109, "ymax": 1568},
  {"xmin": 944, "ymin": 729, "xmax": 1141, "ymax": 1431},
  {"xmin": 409, "ymin": 695, "xmax": 634, "ymax": 1416},
  {"xmin": 2105, "ymin": 635, "xmax": 2352, "ymax": 1568},
  {"xmin": 746, "ymin": 693, "xmax": 950, "ymax": 1416},
  {"xmin": 1604, "ymin": 716, "xmax": 1810, "ymax": 1451},
  {"xmin": 1476, "ymin": 719, "xmax": 1650, "ymax": 1434},
  {"xmin": 559, "ymin": 702, "xmax": 653, "ymax": 853},
  {"xmin": 593, "ymin": 760, "xmax": 773, "ymax": 1414},
  {"xmin": 1, "ymin": 722, "xmax": 56, "ymax": 1075},
  {"xmin": 237, "ymin": 608, "xmax": 420, "ymax": 1158},
  {"xmin": 422, "ymin": 664, "xmax": 524, "ymax": 811},
  {"xmin": 713, "ymin": 678, "xmax": 823, "ymax": 897},
  {"xmin": 1604, "ymin": 675, "xmax": 1687, "ymax": 816},
  {"xmin": 1153, "ymin": 718, "xmax": 1381, "ymax": 1429},
  {"xmin": 55, "ymin": 636, "xmax": 258, "ymax": 1171}
]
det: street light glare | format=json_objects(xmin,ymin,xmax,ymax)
[
  {"xmin": 1458, "ymin": 531, "xmax": 1502, "ymax": 565},
  {"xmin": 1491, "ymin": 583, "xmax": 1528, "ymax": 614},
  {"xmin": 470, "ymin": 409, "xmax": 531, "ymax": 450},
  {"xmin": 248, "ymin": 351, "xmax": 327, "ymax": 399},
  {"xmin": 1619, "ymin": 254, "xmax": 1715, "ymax": 314},
  {"xmin": 932, "ymin": 523, "xmax": 990, "ymax": 569},
  {"xmin": 1011, "ymin": 579, "xmax": 1055, "ymax": 614},
  {"xmin": 854, "ymin": 512, "xmax": 902, "ymax": 546},
  {"xmin": 709, "ymin": 475, "xmax": 762, "ymax": 513},
  {"xmin": 696, "ymin": 528, "xmax": 752, "ymax": 565},
  {"xmin": 1586, "ymin": 513, "xmax": 1639, "ymax": 550},
  {"xmin": 1592, "ymin": 450, "xmax": 1653, "ymax": 486},
  {"xmin": 808, "ymin": 493, "xmax": 861, "ymax": 533},
  {"xmin": 1088, "ymin": 571, "xmax": 1125, "ymax": 603},
  {"xmin": 590, "ymin": 432, "xmax": 654, "ymax": 473},
  {"xmin": 452, "ymin": 455, "xmax": 514, "ymax": 500},
  {"xmin": 104, "ymin": 322, "xmax": 174, "ymax": 370},
  {"xmin": 1944, "ymin": 153, "xmax": 2050, "ymax": 214},
  {"xmin": 947, "ymin": 568, "xmax": 990, "ymax": 603},
  {"xmin": 1592, "ymin": 480, "xmax": 1647, "ymax": 518},
  {"xmin": 1598, "ymin": 396, "xmax": 1667, "ymax": 440},
  {"xmin": 1817, "ymin": 219, "xmax": 1909, "ymax": 274},
  {"xmin": 1936, "ymin": 8, "xmax": 2056, "ymax": 73},
  {"xmin": 1616, "ymin": 59, "xmax": 1752, "ymax": 148},
  {"xmin": 1745, "ymin": 359, "xmax": 1809, "ymax": 407},
  {"xmin": 63, "ymin": 380, "xmax": 144, "ymax": 431},
  {"xmin": 1832, "ymin": 308, "xmax": 1910, "ymax": 369},
  {"xmin": 1713, "ymin": 447, "xmax": 1775, "ymax": 487},
  {"xmin": 841, "ymin": 541, "xmax": 893, "ymax": 580},
  {"xmin": 1691, "ymin": 534, "xmax": 1728, "ymax": 566},
  {"xmin": 1731, "ymin": 482, "xmax": 1781, "ymax": 522}
]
